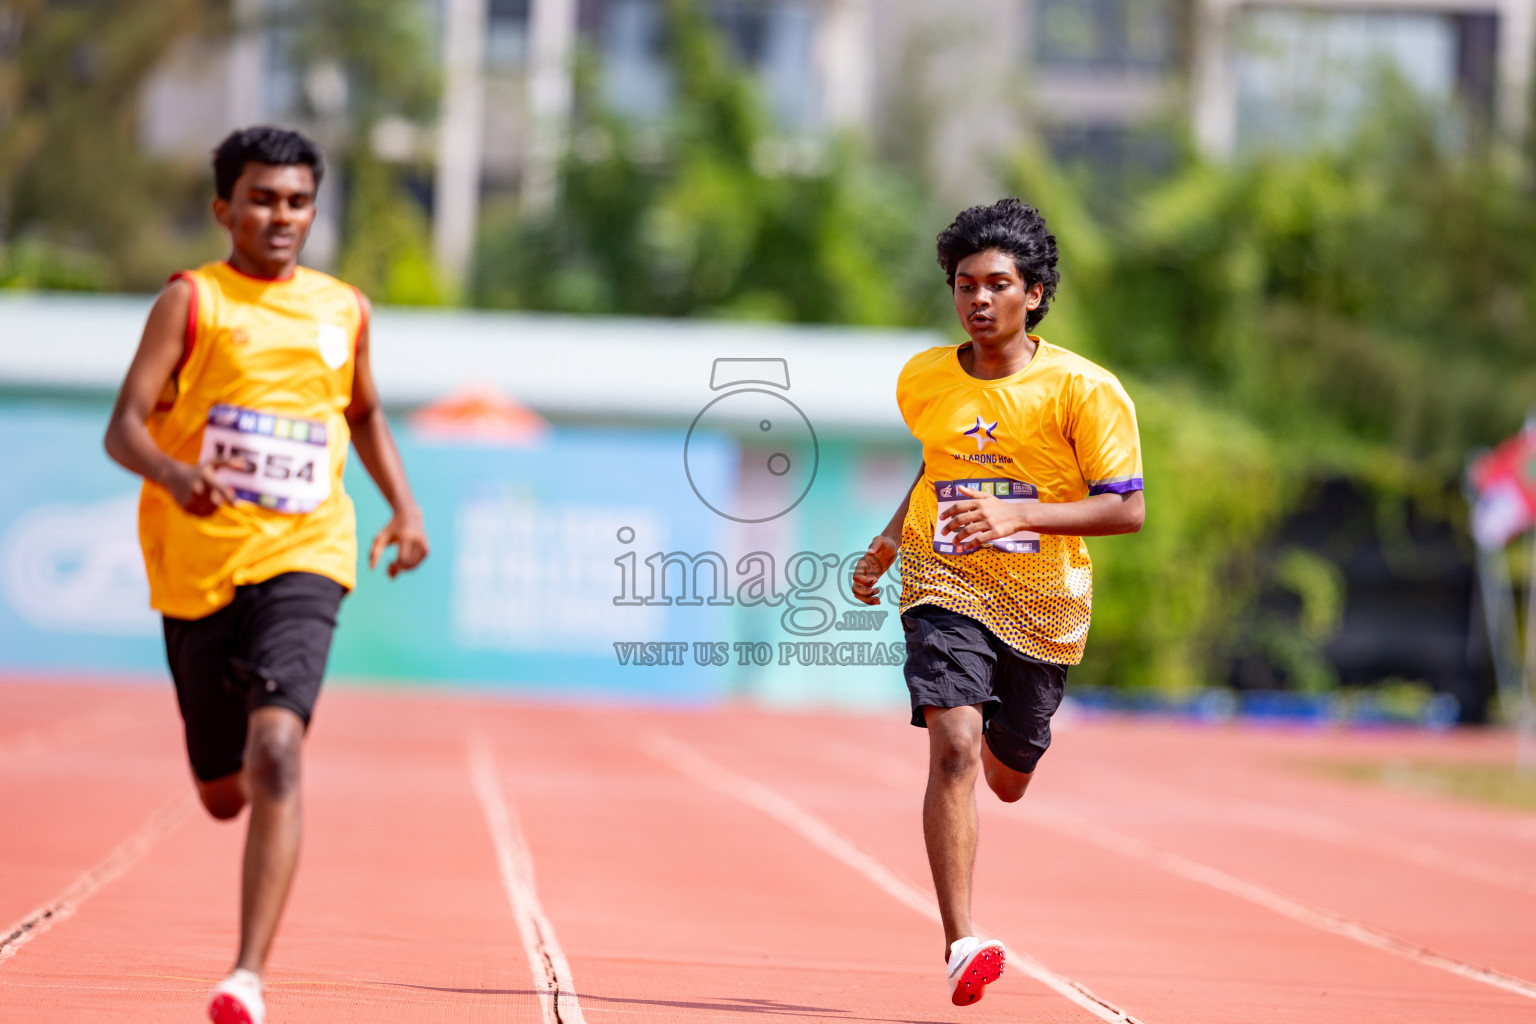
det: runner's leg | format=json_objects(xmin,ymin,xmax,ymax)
[
  {"xmin": 980, "ymin": 742, "xmax": 1032, "ymax": 803},
  {"xmin": 198, "ymin": 774, "xmax": 247, "ymax": 820},
  {"xmin": 234, "ymin": 705, "xmax": 305, "ymax": 975},
  {"xmin": 226, "ymin": 572, "xmax": 344, "ymax": 977},
  {"xmin": 922, "ymin": 703, "xmax": 984, "ymax": 953},
  {"xmin": 979, "ymin": 647, "xmax": 1064, "ymax": 804},
  {"xmin": 164, "ymin": 605, "xmax": 251, "ymax": 820}
]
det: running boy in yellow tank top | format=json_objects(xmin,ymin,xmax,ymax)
[
  {"xmin": 104, "ymin": 127, "xmax": 428, "ymax": 1024},
  {"xmin": 852, "ymin": 199, "xmax": 1144, "ymax": 1007}
]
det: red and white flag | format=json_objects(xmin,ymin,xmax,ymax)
[{"xmin": 1469, "ymin": 425, "xmax": 1536, "ymax": 549}]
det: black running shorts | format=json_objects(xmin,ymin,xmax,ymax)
[
  {"xmin": 162, "ymin": 571, "xmax": 346, "ymax": 782},
  {"xmin": 901, "ymin": 604, "xmax": 1067, "ymax": 774}
]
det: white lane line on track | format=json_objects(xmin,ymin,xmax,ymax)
[
  {"xmin": 815, "ymin": 736, "xmax": 1536, "ymax": 1003},
  {"xmin": 467, "ymin": 735, "xmax": 586, "ymax": 1024},
  {"xmin": 1078, "ymin": 765, "xmax": 1536, "ymax": 898},
  {"xmin": 641, "ymin": 731, "xmax": 1147, "ymax": 1024},
  {"xmin": 1010, "ymin": 799, "xmax": 1536, "ymax": 1002},
  {"xmin": 0, "ymin": 792, "xmax": 195, "ymax": 966}
]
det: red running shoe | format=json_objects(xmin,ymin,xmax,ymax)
[
  {"xmin": 946, "ymin": 937, "xmax": 1006, "ymax": 1006},
  {"xmin": 207, "ymin": 968, "xmax": 264, "ymax": 1024}
]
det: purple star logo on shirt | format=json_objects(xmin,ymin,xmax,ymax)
[{"xmin": 963, "ymin": 415, "xmax": 998, "ymax": 452}]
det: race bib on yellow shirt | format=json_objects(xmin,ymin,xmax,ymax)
[
  {"xmin": 199, "ymin": 403, "xmax": 331, "ymax": 513},
  {"xmin": 932, "ymin": 478, "xmax": 1040, "ymax": 555}
]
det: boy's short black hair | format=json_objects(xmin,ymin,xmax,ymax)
[
  {"xmin": 212, "ymin": 127, "xmax": 325, "ymax": 200},
  {"xmin": 936, "ymin": 198, "xmax": 1060, "ymax": 330}
]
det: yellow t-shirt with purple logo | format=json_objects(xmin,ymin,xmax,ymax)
[{"xmin": 896, "ymin": 338, "xmax": 1143, "ymax": 664}]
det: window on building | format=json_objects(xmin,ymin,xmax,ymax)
[
  {"xmin": 598, "ymin": 0, "xmax": 673, "ymax": 119},
  {"xmin": 1034, "ymin": 0, "xmax": 1180, "ymax": 74},
  {"xmin": 263, "ymin": 26, "xmax": 303, "ymax": 119},
  {"xmin": 1232, "ymin": 8, "xmax": 1494, "ymax": 153},
  {"xmin": 1042, "ymin": 123, "xmax": 1177, "ymax": 204},
  {"xmin": 487, "ymin": 0, "xmax": 531, "ymax": 68},
  {"xmin": 714, "ymin": 0, "xmax": 818, "ymax": 130},
  {"xmin": 591, "ymin": 0, "xmax": 821, "ymax": 132},
  {"xmin": 1455, "ymin": 13, "xmax": 1498, "ymax": 118}
]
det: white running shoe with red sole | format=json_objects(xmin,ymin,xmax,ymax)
[
  {"xmin": 207, "ymin": 968, "xmax": 265, "ymax": 1024},
  {"xmin": 947, "ymin": 937, "xmax": 1006, "ymax": 1006}
]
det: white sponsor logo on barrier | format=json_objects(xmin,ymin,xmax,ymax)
[
  {"xmin": 452, "ymin": 489, "xmax": 665, "ymax": 653},
  {"xmin": 0, "ymin": 494, "xmax": 156, "ymax": 635}
]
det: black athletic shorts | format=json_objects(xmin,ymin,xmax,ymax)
[
  {"xmin": 162, "ymin": 571, "xmax": 346, "ymax": 782},
  {"xmin": 901, "ymin": 604, "xmax": 1067, "ymax": 774}
]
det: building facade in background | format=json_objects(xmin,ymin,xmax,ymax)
[
  {"xmin": 138, "ymin": 0, "xmax": 1535, "ymax": 283},
  {"xmin": 1194, "ymin": 0, "xmax": 1531, "ymax": 157}
]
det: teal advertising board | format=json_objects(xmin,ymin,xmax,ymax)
[{"xmin": 0, "ymin": 400, "xmax": 914, "ymax": 710}]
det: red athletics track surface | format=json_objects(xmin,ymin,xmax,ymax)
[{"xmin": 3, "ymin": 676, "xmax": 1536, "ymax": 1023}]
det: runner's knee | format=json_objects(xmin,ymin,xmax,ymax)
[
  {"xmin": 245, "ymin": 719, "xmax": 302, "ymax": 801},
  {"xmin": 924, "ymin": 707, "xmax": 983, "ymax": 784},
  {"xmin": 929, "ymin": 734, "xmax": 981, "ymax": 785}
]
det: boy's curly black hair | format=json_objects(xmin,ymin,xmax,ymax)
[
  {"xmin": 935, "ymin": 198, "xmax": 1060, "ymax": 329},
  {"xmin": 212, "ymin": 126, "xmax": 325, "ymax": 200}
]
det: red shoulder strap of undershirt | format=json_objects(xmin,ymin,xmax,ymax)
[{"xmin": 165, "ymin": 271, "xmax": 199, "ymax": 377}]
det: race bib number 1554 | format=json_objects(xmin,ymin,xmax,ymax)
[{"xmin": 199, "ymin": 404, "xmax": 331, "ymax": 514}]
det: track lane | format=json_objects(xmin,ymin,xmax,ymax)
[
  {"xmin": 0, "ymin": 687, "xmax": 543, "ymax": 1022},
  {"xmin": 0, "ymin": 678, "xmax": 141, "ymax": 748},
  {"xmin": 1, "ymin": 793, "xmax": 196, "ymax": 966},
  {"xmin": 469, "ymin": 733, "xmax": 587, "ymax": 1024},
  {"xmin": 1026, "ymin": 721, "xmax": 1536, "ymax": 980},
  {"xmin": 475, "ymin": 702, "xmax": 1107, "ymax": 1024},
  {"xmin": 1035, "ymin": 767, "xmax": 1536, "ymax": 980},
  {"xmin": 4, "ymin": 679, "xmax": 1535, "ymax": 1023},
  {"xmin": 260, "ymin": 690, "xmax": 544, "ymax": 1021},
  {"xmin": 0, "ymin": 681, "xmax": 186, "ymax": 931},
  {"xmin": 641, "ymin": 729, "xmax": 1147, "ymax": 1023},
  {"xmin": 1064, "ymin": 721, "xmax": 1536, "ymax": 856},
  {"xmin": 674, "ymin": 708, "xmax": 1536, "ymax": 1024},
  {"xmin": 1071, "ymin": 765, "xmax": 1536, "ymax": 897}
]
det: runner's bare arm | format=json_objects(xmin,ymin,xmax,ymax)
[
  {"xmin": 345, "ymin": 303, "xmax": 429, "ymax": 578},
  {"xmin": 851, "ymin": 464, "xmax": 925, "ymax": 606},
  {"xmin": 942, "ymin": 487, "xmax": 1144, "ymax": 551},
  {"xmin": 103, "ymin": 279, "xmax": 236, "ymax": 516}
]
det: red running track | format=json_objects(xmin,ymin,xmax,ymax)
[{"xmin": 3, "ymin": 675, "xmax": 1536, "ymax": 1023}]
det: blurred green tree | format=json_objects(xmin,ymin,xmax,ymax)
[
  {"xmin": 1012, "ymin": 89, "xmax": 1536, "ymax": 695},
  {"xmin": 473, "ymin": 0, "xmax": 941, "ymax": 325},
  {"xmin": 274, "ymin": 0, "xmax": 441, "ymax": 304},
  {"xmin": 0, "ymin": 0, "xmax": 228, "ymax": 290},
  {"xmin": 0, "ymin": 0, "xmax": 439, "ymax": 299}
]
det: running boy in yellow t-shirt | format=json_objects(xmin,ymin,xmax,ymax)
[
  {"xmin": 104, "ymin": 127, "xmax": 428, "ymax": 1024},
  {"xmin": 852, "ymin": 198, "xmax": 1144, "ymax": 1007}
]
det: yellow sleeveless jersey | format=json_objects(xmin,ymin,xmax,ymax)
[
  {"xmin": 138, "ymin": 261, "xmax": 364, "ymax": 620},
  {"xmin": 896, "ymin": 339, "xmax": 1143, "ymax": 664}
]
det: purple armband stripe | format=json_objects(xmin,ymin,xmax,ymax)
[{"xmin": 1088, "ymin": 477, "xmax": 1144, "ymax": 496}]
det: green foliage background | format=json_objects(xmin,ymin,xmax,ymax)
[
  {"xmin": 1026, "ymin": 98, "xmax": 1536, "ymax": 691},
  {"xmin": 0, "ymin": 0, "xmax": 228, "ymax": 290},
  {"xmin": 474, "ymin": 0, "xmax": 940, "ymax": 326},
  {"xmin": 0, "ymin": 0, "xmax": 441, "ymax": 301}
]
